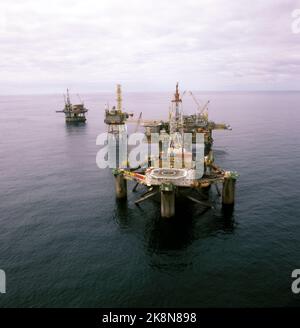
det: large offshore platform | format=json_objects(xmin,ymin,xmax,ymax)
[
  {"xmin": 56, "ymin": 89, "xmax": 88, "ymax": 123},
  {"xmin": 104, "ymin": 84, "xmax": 237, "ymax": 218}
]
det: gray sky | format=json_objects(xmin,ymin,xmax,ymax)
[{"xmin": 1, "ymin": 0, "xmax": 300, "ymax": 94}]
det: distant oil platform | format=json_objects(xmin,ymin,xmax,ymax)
[
  {"xmin": 104, "ymin": 83, "xmax": 238, "ymax": 218},
  {"xmin": 56, "ymin": 89, "xmax": 88, "ymax": 123}
]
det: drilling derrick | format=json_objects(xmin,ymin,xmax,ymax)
[
  {"xmin": 172, "ymin": 82, "xmax": 182, "ymax": 122},
  {"xmin": 104, "ymin": 85, "xmax": 133, "ymax": 198},
  {"xmin": 116, "ymin": 84, "xmax": 122, "ymax": 113}
]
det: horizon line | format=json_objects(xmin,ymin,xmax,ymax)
[{"xmin": 0, "ymin": 90, "xmax": 300, "ymax": 96}]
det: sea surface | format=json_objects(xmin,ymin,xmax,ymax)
[{"xmin": 0, "ymin": 91, "xmax": 300, "ymax": 307}]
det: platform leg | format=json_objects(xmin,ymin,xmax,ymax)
[
  {"xmin": 114, "ymin": 174, "xmax": 127, "ymax": 199},
  {"xmin": 222, "ymin": 175, "xmax": 236, "ymax": 206},
  {"xmin": 160, "ymin": 183, "xmax": 175, "ymax": 218}
]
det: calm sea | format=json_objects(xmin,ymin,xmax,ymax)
[{"xmin": 0, "ymin": 91, "xmax": 300, "ymax": 307}]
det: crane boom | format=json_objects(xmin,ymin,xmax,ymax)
[{"xmin": 189, "ymin": 91, "xmax": 209, "ymax": 116}]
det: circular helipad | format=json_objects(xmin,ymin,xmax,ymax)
[{"xmin": 149, "ymin": 168, "xmax": 187, "ymax": 180}]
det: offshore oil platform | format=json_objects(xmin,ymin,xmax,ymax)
[
  {"xmin": 56, "ymin": 89, "xmax": 88, "ymax": 123},
  {"xmin": 104, "ymin": 83, "xmax": 237, "ymax": 218}
]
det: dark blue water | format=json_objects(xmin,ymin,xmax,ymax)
[{"xmin": 1, "ymin": 91, "xmax": 300, "ymax": 307}]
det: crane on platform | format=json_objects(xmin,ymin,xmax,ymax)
[{"xmin": 189, "ymin": 91, "xmax": 210, "ymax": 120}]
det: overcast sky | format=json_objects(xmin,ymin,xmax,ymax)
[{"xmin": 0, "ymin": 0, "xmax": 300, "ymax": 94}]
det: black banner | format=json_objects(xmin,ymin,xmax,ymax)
[{"xmin": 0, "ymin": 308, "xmax": 298, "ymax": 326}]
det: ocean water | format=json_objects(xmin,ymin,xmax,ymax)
[{"xmin": 0, "ymin": 91, "xmax": 300, "ymax": 308}]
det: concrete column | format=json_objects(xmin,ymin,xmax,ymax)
[
  {"xmin": 114, "ymin": 174, "xmax": 127, "ymax": 199},
  {"xmin": 222, "ymin": 173, "xmax": 236, "ymax": 206},
  {"xmin": 160, "ymin": 183, "xmax": 175, "ymax": 218}
]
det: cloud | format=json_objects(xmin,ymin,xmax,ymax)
[{"xmin": 0, "ymin": 0, "xmax": 300, "ymax": 93}]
